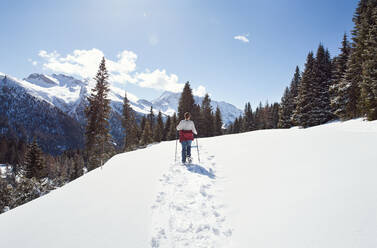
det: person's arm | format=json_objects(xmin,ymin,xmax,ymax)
[
  {"xmin": 192, "ymin": 121, "xmax": 198, "ymax": 135},
  {"xmin": 176, "ymin": 120, "xmax": 182, "ymax": 131}
]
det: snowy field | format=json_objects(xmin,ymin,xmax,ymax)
[{"xmin": 0, "ymin": 119, "xmax": 377, "ymax": 247}]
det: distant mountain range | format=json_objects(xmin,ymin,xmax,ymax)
[{"xmin": 0, "ymin": 72, "xmax": 242, "ymax": 154}]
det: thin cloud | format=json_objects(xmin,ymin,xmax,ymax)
[{"xmin": 234, "ymin": 35, "xmax": 250, "ymax": 43}]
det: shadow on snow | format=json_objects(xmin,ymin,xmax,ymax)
[{"xmin": 185, "ymin": 164, "xmax": 215, "ymax": 179}]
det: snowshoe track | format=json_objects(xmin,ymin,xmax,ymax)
[{"xmin": 150, "ymin": 147, "xmax": 232, "ymax": 247}]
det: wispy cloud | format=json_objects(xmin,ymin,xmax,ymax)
[
  {"xmin": 28, "ymin": 58, "xmax": 38, "ymax": 66},
  {"xmin": 35, "ymin": 48, "xmax": 206, "ymax": 95},
  {"xmin": 234, "ymin": 35, "xmax": 250, "ymax": 43}
]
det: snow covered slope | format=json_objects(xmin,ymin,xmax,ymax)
[{"xmin": 1, "ymin": 119, "xmax": 377, "ymax": 247}]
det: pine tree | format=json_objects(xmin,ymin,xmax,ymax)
[
  {"xmin": 254, "ymin": 102, "xmax": 264, "ymax": 129},
  {"xmin": 312, "ymin": 45, "xmax": 333, "ymax": 125},
  {"xmin": 293, "ymin": 46, "xmax": 333, "ymax": 128},
  {"xmin": 140, "ymin": 116, "xmax": 146, "ymax": 134},
  {"xmin": 191, "ymin": 104, "xmax": 201, "ymax": 134},
  {"xmin": 153, "ymin": 111, "xmax": 164, "ymax": 142},
  {"xmin": 122, "ymin": 92, "xmax": 138, "ymax": 151},
  {"xmin": 23, "ymin": 139, "xmax": 46, "ymax": 180},
  {"xmin": 331, "ymin": 33, "xmax": 352, "ymax": 119},
  {"xmin": 148, "ymin": 106, "xmax": 155, "ymax": 137},
  {"xmin": 163, "ymin": 116, "xmax": 171, "ymax": 141},
  {"xmin": 168, "ymin": 113, "xmax": 178, "ymax": 140},
  {"xmin": 278, "ymin": 87, "xmax": 292, "ymax": 128},
  {"xmin": 85, "ymin": 57, "xmax": 112, "ymax": 170},
  {"xmin": 293, "ymin": 52, "xmax": 316, "ymax": 127},
  {"xmin": 140, "ymin": 120, "xmax": 153, "ymax": 145},
  {"xmin": 200, "ymin": 94, "xmax": 214, "ymax": 137},
  {"xmin": 360, "ymin": 2, "xmax": 377, "ymax": 120},
  {"xmin": 271, "ymin": 103, "xmax": 280, "ymax": 128},
  {"xmin": 233, "ymin": 116, "xmax": 241, "ymax": 133},
  {"xmin": 242, "ymin": 102, "xmax": 254, "ymax": 131},
  {"xmin": 287, "ymin": 66, "xmax": 301, "ymax": 126},
  {"xmin": 214, "ymin": 106, "xmax": 223, "ymax": 136},
  {"xmin": 178, "ymin": 82, "xmax": 195, "ymax": 121},
  {"xmin": 342, "ymin": 0, "xmax": 369, "ymax": 118},
  {"xmin": 122, "ymin": 91, "xmax": 132, "ymax": 150}
]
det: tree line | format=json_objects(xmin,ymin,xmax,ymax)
[
  {"xmin": 279, "ymin": 0, "xmax": 377, "ymax": 128},
  {"xmin": 0, "ymin": 137, "xmax": 84, "ymax": 213},
  {"xmin": 227, "ymin": 102, "xmax": 280, "ymax": 134},
  {"xmin": 229, "ymin": 0, "xmax": 377, "ymax": 132},
  {"xmin": 121, "ymin": 81, "xmax": 224, "ymax": 151}
]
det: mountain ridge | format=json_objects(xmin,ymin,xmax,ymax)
[{"xmin": 0, "ymin": 72, "xmax": 242, "ymax": 153}]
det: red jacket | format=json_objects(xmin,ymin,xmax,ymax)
[{"xmin": 179, "ymin": 130, "xmax": 194, "ymax": 142}]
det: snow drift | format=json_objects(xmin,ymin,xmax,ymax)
[{"xmin": 0, "ymin": 119, "xmax": 376, "ymax": 248}]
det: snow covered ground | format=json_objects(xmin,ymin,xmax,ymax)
[{"xmin": 0, "ymin": 119, "xmax": 377, "ymax": 247}]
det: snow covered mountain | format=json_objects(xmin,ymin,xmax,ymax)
[
  {"xmin": 22, "ymin": 73, "xmax": 242, "ymax": 125},
  {"xmin": 0, "ymin": 73, "xmax": 83, "ymax": 154},
  {"xmin": 0, "ymin": 72, "xmax": 242, "ymax": 153},
  {"xmin": 1, "ymin": 119, "xmax": 376, "ymax": 247},
  {"xmin": 151, "ymin": 91, "xmax": 243, "ymax": 125}
]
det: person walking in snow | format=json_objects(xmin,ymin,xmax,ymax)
[{"xmin": 176, "ymin": 112, "xmax": 198, "ymax": 164}]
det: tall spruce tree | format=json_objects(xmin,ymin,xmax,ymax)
[
  {"xmin": 200, "ymin": 94, "xmax": 214, "ymax": 137},
  {"xmin": 141, "ymin": 120, "xmax": 153, "ymax": 145},
  {"xmin": 342, "ymin": 0, "xmax": 369, "ymax": 118},
  {"xmin": 140, "ymin": 116, "xmax": 146, "ymax": 134},
  {"xmin": 163, "ymin": 116, "xmax": 171, "ymax": 141},
  {"xmin": 85, "ymin": 57, "xmax": 112, "ymax": 170},
  {"xmin": 271, "ymin": 103, "xmax": 280, "ymax": 128},
  {"xmin": 293, "ymin": 52, "xmax": 316, "ymax": 127},
  {"xmin": 23, "ymin": 139, "xmax": 46, "ymax": 180},
  {"xmin": 361, "ymin": 4, "xmax": 377, "ymax": 120},
  {"xmin": 331, "ymin": 33, "xmax": 352, "ymax": 119},
  {"xmin": 287, "ymin": 66, "xmax": 301, "ymax": 126},
  {"xmin": 242, "ymin": 102, "xmax": 254, "ymax": 131},
  {"xmin": 122, "ymin": 92, "xmax": 132, "ymax": 150},
  {"xmin": 312, "ymin": 45, "xmax": 333, "ymax": 125},
  {"xmin": 214, "ymin": 106, "xmax": 223, "ymax": 136},
  {"xmin": 122, "ymin": 92, "xmax": 138, "ymax": 151},
  {"xmin": 168, "ymin": 113, "xmax": 178, "ymax": 140},
  {"xmin": 178, "ymin": 82, "xmax": 195, "ymax": 121},
  {"xmin": 191, "ymin": 104, "xmax": 201, "ymax": 134},
  {"xmin": 233, "ymin": 116, "xmax": 241, "ymax": 133},
  {"xmin": 153, "ymin": 111, "xmax": 164, "ymax": 142},
  {"xmin": 148, "ymin": 106, "xmax": 155, "ymax": 137},
  {"xmin": 278, "ymin": 87, "xmax": 292, "ymax": 128}
]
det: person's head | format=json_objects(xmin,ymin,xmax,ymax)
[{"xmin": 184, "ymin": 112, "xmax": 191, "ymax": 120}]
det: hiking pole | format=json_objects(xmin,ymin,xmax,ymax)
[
  {"xmin": 195, "ymin": 137, "xmax": 200, "ymax": 163},
  {"xmin": 174, "ymin": 131, "xmax": 178, "ymax": 162}
]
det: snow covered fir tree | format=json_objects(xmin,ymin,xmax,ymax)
[{"xmin": 84, "ymin": 57, "xmax": 114, "ymax": 170}]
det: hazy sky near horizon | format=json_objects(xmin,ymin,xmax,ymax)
[{"xmin": 1, "ymin": 0, "xmax": 358, "ymax": 109}]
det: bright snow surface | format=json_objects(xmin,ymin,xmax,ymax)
[{"xmin": 1, "ymin": 119, "xmax": 377, "ymax": 247}]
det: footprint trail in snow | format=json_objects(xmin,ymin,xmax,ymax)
[{"xmin": 150, "ymin": 147, "xmax": 232, "ymax": 248}]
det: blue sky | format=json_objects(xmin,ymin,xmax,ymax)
[{"xmin": 1, "ymin": 0, "xmax": 358, "ymax": 109}]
